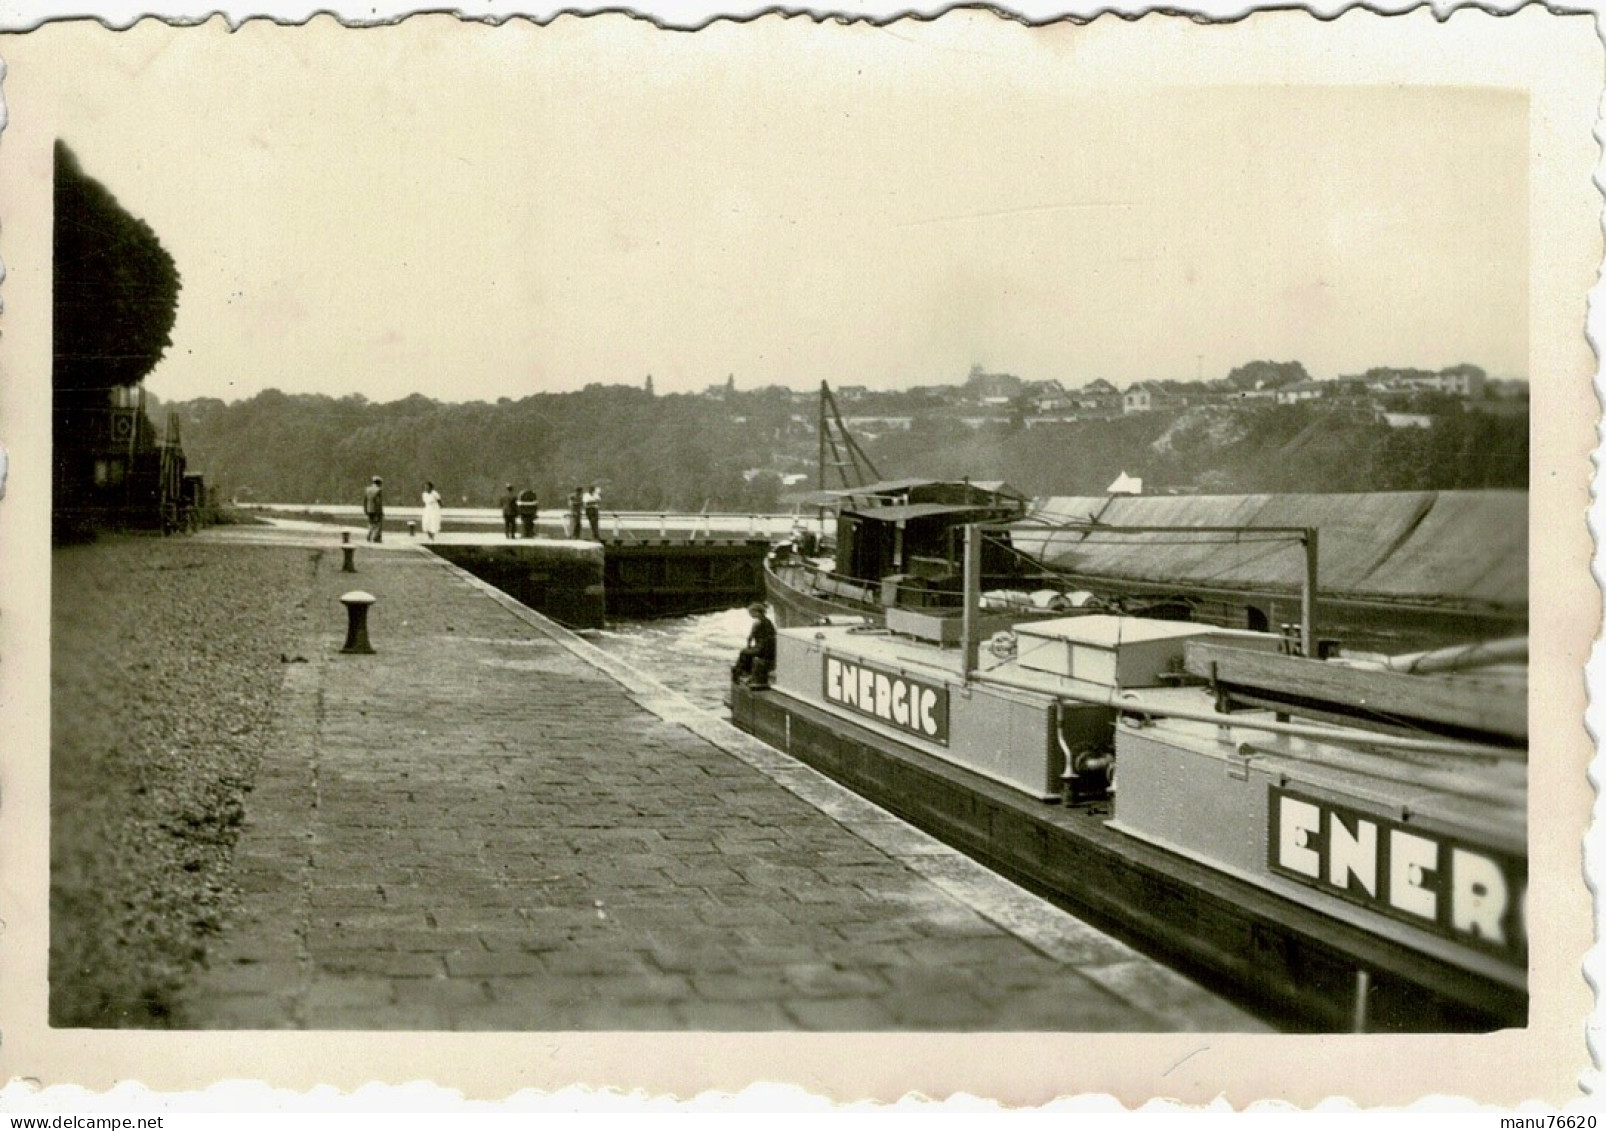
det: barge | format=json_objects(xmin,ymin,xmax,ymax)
[
  {"xmin": 767, "ymin": 476, "xmax": 1035, "ymax": 629},
  {"xmin": 733, "ymin": 525, "xmax": 1527, "ymax": 1032},
  {"xmin": 766, "ymin": 478, "xmax": 1192, "ymax": 629}
]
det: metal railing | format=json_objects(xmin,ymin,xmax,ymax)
[
  {"xmin": 588, "ymin": 511, "xmax": 830, "ymax": 543},
  {"xmin": 241, "ymin": 502, "xmax": 831, "ymax": 543}
]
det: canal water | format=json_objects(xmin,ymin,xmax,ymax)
[{"xmin": 591, "ymin": 606, "xmax": 753, "ymax": 715}]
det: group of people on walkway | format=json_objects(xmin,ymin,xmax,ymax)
[
  {"xmin": 500, "ymin": 483, "xmax": 605, "ymax": 540},
  {"xmin": 500, "ymin": 484, "xmax": 540, "ymax": 539},
  {"xmin": 364, "ymin": 473, "xmax": 774, "ymax": 690},
  {"xmin": 361, "ymin": 477, "xmax": 443, "ymax": 543},
  {"xmin": 363, "ymin": 477, "xmax": 606, "ymax": 543}
]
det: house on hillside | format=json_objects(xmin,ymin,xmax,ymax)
[
  {"xmin": 1431, "ymin": 367, "xmax": 1488, "ymax": 398},
  {"xmin": 963, "ymin": 366, "xmax": 1025, "ymax": 402},
  {"xmin": 1275, "ymin": 380, "xmax": 1328, "ymax": 405},
  {"xmin": 1126, "ymin": 379, "xmax": 1227, "ymax": 413},
  {"xmin": 1355, "ymin": 365, "xmax": 1488, "ymax": 400},
  {"xmin": 1123, "ymin": 381, "xmax": 1181, "ymax": 413},
  {"xmin": 1198, "ymin": 376, "xmax": 1277, "ymax": 404},
  {"xmin": 1028, "ymin": 379, "xmax": 1074, "ymax": 414},
  {"xmin": 1068, "ymin": 379, "xmax": 1124, "ymax": 415}
]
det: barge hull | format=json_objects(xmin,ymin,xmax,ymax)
[
  {"xmin": 729, "ymin": 682, "xmax": 1524, "ymax": 1032},
  {"xmin": 765, "ymin": 558, "xmax": 877, "ymax": 628}
]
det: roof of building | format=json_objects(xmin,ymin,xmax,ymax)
[
  {"xmin": 847, "ymin": 502, "xmax": 1014, "ymax": 525},
  {"xmin": 826, "ymin": 477, "xmax": 1024, "ymax": 501}
]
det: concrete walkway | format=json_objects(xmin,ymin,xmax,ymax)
[{"xmin": 181, "ymin": 533, "xmax": 1265, "ymax": 1031}]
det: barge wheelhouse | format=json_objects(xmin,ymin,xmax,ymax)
[{"xmin": 766, "ymin": 477, "xmax": 1042, "ymax": 629}]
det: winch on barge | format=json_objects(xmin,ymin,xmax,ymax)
[{"xmin": 731, "ymin": 522, "xmax": 1527, "ymax": 1032}]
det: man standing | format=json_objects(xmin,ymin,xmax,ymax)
[
  {"xmin": 583, "ymin": 483, "xmax": 602, "ymax": 541},
  {"xmin": 517, "ymin": 489, "xmax": 540, "ymax": 539},
  {"xmin": 501, "ymin": 484, "xmax": 518, "ymax": 539},
  {"xmin": 363, "ymin": 476, "xmax": 385, "ymax": 543},
  {"xmin": 566, "ymin": 487, "xmax": 582, "ymax": 540}
]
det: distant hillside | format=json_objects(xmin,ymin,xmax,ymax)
[
  {"xmin": 165, "ymin": 389, "xmax": 1527, "ymax": 509},
  {"xmin": 877, "ymin": 403, "xmax": 1524, "ymax": 496},
  {"xmin": 168, "ymin": 386, "xmax": 775, "ymax": 512}
]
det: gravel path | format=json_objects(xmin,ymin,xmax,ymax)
[{"xmin": 50, "ymin": 536, "xmax": 323, "ymax": 1027}]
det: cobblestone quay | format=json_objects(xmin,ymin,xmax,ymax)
[{"xmin": 182, "ymin": 533, "xmax": 1264, "ymax": 1031}]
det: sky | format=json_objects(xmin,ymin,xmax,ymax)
[{"xmin": 40, "ymin": 15, "xmax": 1529, "ymax": 404}]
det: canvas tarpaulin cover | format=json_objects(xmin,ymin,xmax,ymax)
[{"xmin": 1019, "ymin": 491, "xmax": 1526, "ymax": 612}]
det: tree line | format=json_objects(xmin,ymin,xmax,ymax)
[
  {"xmin": 168, "ymin": 386, "xmax": 787, "ymax": 512},
  {"xmin": 164, "ymin": 385, "xmax": 1527, "ymax": 512}
]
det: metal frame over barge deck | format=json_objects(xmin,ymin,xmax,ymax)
[{"xmin": 732, "ymin": 524, "xmax": 1526, "ymax": 1032}]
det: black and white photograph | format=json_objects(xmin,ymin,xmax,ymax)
[{"xmin": 0, "ymin": 6, "xmax": 1599, "ymax": 1111}]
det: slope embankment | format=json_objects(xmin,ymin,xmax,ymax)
[{"xmin": 50, "ymin": 536, "xmax": 323, "ymax": 1026}]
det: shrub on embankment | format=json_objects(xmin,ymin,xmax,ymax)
[
  {"xmin": 205, "ymin": 503, "xmax": 268, "ymax": 527},
  {"xmin": 51, "ymin": 537, "xmax": 321, "ymax": 1026}
]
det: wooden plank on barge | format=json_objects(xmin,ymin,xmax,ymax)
[{"xmin": 1183, "ymin": 640, "xmax": 1527, "ymax": 741}]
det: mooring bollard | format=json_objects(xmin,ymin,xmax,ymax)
[
  {"xmin": 341, "ymin": 532, "xmax": 356, "ymax": 573},
  {"xmin": 407, "ymin": 520, "xmax": 417, "ymax": 538},
  {"xmin": 339, "ymin": 591, "xmax": 377, "ymax": 654}
]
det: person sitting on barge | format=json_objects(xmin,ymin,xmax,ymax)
[{"xmin": 732, "ymin": 602, "xmax": 777, "ymax": 688}]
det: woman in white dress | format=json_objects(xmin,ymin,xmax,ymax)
[{"xmin": 421, "ymin": 480, "xmax": 444, "ymax": 540}]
